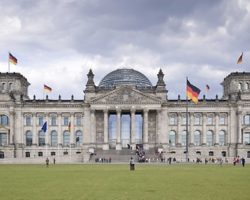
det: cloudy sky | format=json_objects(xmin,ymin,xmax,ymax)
[{"xmin": 0, "ymin": 0, "xmax": 249, "ymax": 100}]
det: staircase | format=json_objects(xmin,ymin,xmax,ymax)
[{"xmin": 90, "ymin": 149, "xmax": 136, "ymax": 163}]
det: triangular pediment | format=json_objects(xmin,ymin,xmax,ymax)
[{"xmin": 91, "ymin": 86, "xmax": 162, "ymax": 104}]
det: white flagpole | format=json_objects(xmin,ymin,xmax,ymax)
[{"xmin": 8, "ymin": 53, "xmax": 10, "ymax": 73}]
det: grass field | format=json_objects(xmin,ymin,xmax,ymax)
[{"xmin": 0, "ymin": 163, "xmax": 249, "ymax": 200}]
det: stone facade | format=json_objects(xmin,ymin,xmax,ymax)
[{"xmin": 0, "ymin": 70, "xmax": 250, "ymax": 162}]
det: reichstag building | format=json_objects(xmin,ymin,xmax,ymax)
[{"xmin": 0, "ymin": 68, "xmax": 250, "ymax": 162}]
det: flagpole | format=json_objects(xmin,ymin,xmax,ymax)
[
  {"xmin": 8, "ymin": 53, "xmax": 10, "ymax": 73},
  {"xmin": 186, "ymin": 77, "xmax": 189, "ymax": 163}
]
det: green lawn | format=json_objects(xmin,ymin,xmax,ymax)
[{"xmin": 0, "ymin": 164, "xmax": 249, "ymax": 200}]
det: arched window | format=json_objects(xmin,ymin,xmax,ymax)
[
  {"xmin": 194, "ymin": 130, "xmax": 201, "ymax": 146},
  {"xmin": 219, "ymin": 130, "xmax": 226, "ymax": 146},
  {"xmin": 0, "ymin": 115, "xmax": 9, "ymax": 126},
  {"xmin": 38, "ymin": 131, "xmax": 45, "ymax": 146},
  {"xmin": 209, "ymin": 151, "xmax": 214, "ymax": 156},
  {"xmin": 206, "ymin": 130, "xmax": 213, "ymax": 146},
  {"xmin": 221, "ymin": 151, "xmax": 226, "ymax": 157},
  {"xmin": 169, "ymin": 131, "xmax": 176, "ymax": 146},
  {"xmin": 26, "ymin": 131, "xmax": 32, "ymax": 146},
  {"xmin": 247, "ymin": 83, "xmax": 250, "ymax": 90},
  {"xmin": 63, "ymin": 131, "xmax": 70, "ymax": 146},
  {"xmin": 238, "ymin": 82, "xmax": 243, "ymax": 90},
  {"xmin": 51, "ymin": 131, "xmax": 58, "ymax": 147},
  {"xmin": 181, "ymin": 130, "xmax": 187, "ymax": 146},
  {"xmin": 75, "ymin": 130, "xmax": 83, "ymax": 146}
]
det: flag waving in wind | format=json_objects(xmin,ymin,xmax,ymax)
[
  {"xmin": 237, "ymin": 52, "xmax": 243, "ymax": 64},
  {"xmin": 205, "ymin": 84, "xmax": 210, "ymax": 93},
  {"xmin": 44, "ymin": 84, "xmax": 52, "ymax": 93},
  {"xmin": 9, "ymin": 53, "xmax": 18, "ymax": 65},
  {"xmin": 41, "ymin": 121, "xmax": 47, "ymax": 132},
  {"xmin": 68, "ymin": 121, "xmax": 71, "ymax": 132},
  {"xmin": 186, "ymin": 80, "xmax": 201, "ymax": 103}
]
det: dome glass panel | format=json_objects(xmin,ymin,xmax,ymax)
[{"xmin": 99, "ymin": 68, "xmax": 152, "ymax": 87}]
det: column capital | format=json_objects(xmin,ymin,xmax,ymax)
[
  {"xmin": 103, "ymin": 108, "xmax": 108, "ymax": 114},
  {"xmin": 143, "ymin": 108, "xmax": 149, "ymax": 113},
  {"xmin": 130, "ymin": 107, "xmax": 136, "ymax": 114},
  {"xmin": 116, "ymin": 108, "xmax": 121, "ymax": 114}
]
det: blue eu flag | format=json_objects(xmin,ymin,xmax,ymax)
[{"xmin": 41, "ymin": 121, "xmax": 47, "ymax": 132}]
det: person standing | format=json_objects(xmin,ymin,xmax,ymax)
[
  {"xmin": 130, "ymin": 157, "xmax": 135, "ymax": 170},
  {"xmin": 241, "ymin": 157, "xmax": 246, "ymax": 167},
  {"xmin": 53, "ymin": 158, "xmax": 56, "ymax": 165},
  {"xmin": 46, "ymin": 158, "xmax": 49, "ymax": 167}
]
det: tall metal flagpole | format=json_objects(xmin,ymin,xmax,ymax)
[
  {"xmin": 8, "ymin": 52, "xmax": 10, "ymax": 73},
  {"xmin": 186, "ymin": 77, "xmax": 189, "ymax": 163}
]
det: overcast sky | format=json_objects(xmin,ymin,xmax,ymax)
[{"xmin": 0, "ymin": 0, "xmax": 249, "ymax": 100}]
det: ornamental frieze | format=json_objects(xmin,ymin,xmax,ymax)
[{"xmin": 91, "ymin": 87, "xmax": 162, "ymax": 105}]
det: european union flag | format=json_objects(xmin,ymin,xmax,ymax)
[
  {"xmin": 76, "ymin": 137, "xmax": 80, "ymax": 142},
  {"xmin": 41, "ymin": 121, "xmax": 47, "ymax": 132}
]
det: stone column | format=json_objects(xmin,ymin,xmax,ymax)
[
  {"xmin": 103, "ymin": 109, "xmax": 109, "ymax": 150},
  {"xmin": 156, "ymin": 110, "xmax": 162, "ymax": 147},
  {"xmin": 90, "ymin": 109, "xmax": 96, "ymax": 146},
  {"xmin": 215, "ymin": 113, "xmax": 219, "ymax": 145},
  {"xmin": 83, "ymin": 107, "xmax": 91, "ymax": 146},
  {"xmin": 32, "ymin": 113, "xmax": 37, "ymax": 146},
  {"xmin": 70, "ymin": 113, "xmax": 75, "ymax": 146},
  {"xmin": 116, "ymin": 108, "xmax": 121, "ymax": 150},
  {"xmin": 9, "ymin": 109, "xmax": 15, "ymax": 145},
  {"xmin": 58, "ymin": 113, "xmax": 62, "ymax": 147},
  {"xmin": 237, "ymin": 111, "xmax": 242, "ymax": 144},
  {"xmin": 202, "ymin": 113, "xmax": 207, "ymax": 145},
  {"xmin": 45, "ymin": 113, "xmax": 49, "ymax": 146},
  {"xmin": 143, "ymin": 109, "xmax": 149, "ymax": 150},
  {"xmin": 130, "ymin": 108, "xmax": 136, "ymax": 149},
  {"xmin": 176, "ymin": 113, "xmax": 181, "ymax": 146},
  {"xmin": 189, "ymin": 113, "xmax": 194, "ymax": 146},
  {"xmin": 161, "ymin": 109, "xmax": 168, "ymax": 146}
]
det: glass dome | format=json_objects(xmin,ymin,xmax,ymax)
[{"xmin": 99, "ymin": 68, "xmax": 152, "ymax": 87}]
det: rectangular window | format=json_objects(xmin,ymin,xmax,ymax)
[
  {"xmin": 244, "ymin": 115, "xmax": 250, "ymax": 125},
  {"xmin": 243, "ymin": 133, "xmax": 250, "ymax": 145},
  {"xmin": 219, "ymin": 116, "xmax": 226, "ymax": 125},
  {"xmin": 26, "ymin": 116, "xmax": 31, "ymax": 126},
  {"xmin": 51, "ymin": 116, "xmax": 57, "ymax": 126},
  {"xmin": 169, "ymin": 115, "xmax": 177, "ymax": 125},
  {"xmin": 76, "ymin": 116, "xmax": 81, "ymax": 126},
  {"xmin": 207, "ymin": 116, "xmax": 213, "ymax": 125},
  {"xmin": 194, "ymin": 116, "xmax": 201, "ymax": 125},
  {"xmin": 38, "ymin": 116, "xmax": 43, "ymax": 126},
  {"xmin": 64, "ymin": 117, "xmax": 69, "ymax": 126},
  {"xmin": 0, "ymin": 133, "xmax": 7, "ymax": 146}
]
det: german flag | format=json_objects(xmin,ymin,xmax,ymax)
[
  {"xmin": 9, "ymin": 53, "xmax": 17, "ymax": 65},
  {"xmin": 44, "ymin": 84, "xmax": 52, "ymax": 93},
  {"xmin": 237, "ymin": 52, "xmax": 243, "ymax": 64},
  {"xmin": 68, "ymin": 121, "xmax": 71, "ymax": 132},
  {"xmin": 186, "ymin": 80, "xmax": 201, "ymax": 103}
]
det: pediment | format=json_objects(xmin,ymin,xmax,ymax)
[{"xmin": 91, "ymin": 86, "xmax": 162, "ymax": 104}]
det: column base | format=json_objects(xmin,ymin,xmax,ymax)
[
  {"xmin": 103, "ymin": 144, "xmax": 109, "ymax": 150},
  {"xmin": 116, "ymin": 143, "xmax": 122, "ymax": 150},
  {"xmin": 143, "ymin": 143, "xmax": 149, "ymax": 150}
]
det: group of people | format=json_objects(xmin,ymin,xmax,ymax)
[
  {"xmin": 233, "ymin": 156, "xmax": 245, "ymax": 167},
  {"xmin": 45, "ymin": 157, "xmax": 56, "ymax": 167}
]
